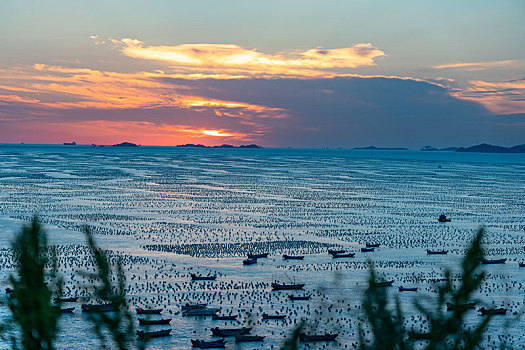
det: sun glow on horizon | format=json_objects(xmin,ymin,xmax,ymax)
[{"xmin": 201, "ymin": 130, "xmax": 234, "ymax": 137}]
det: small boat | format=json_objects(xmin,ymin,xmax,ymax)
[
  {"xmin": 427, "ymin": 249, "xmax": 448, "ymax": 255},
  {"xmin": 283, "ymin": 254, "xmax": 304, "ymax": 260},
  {"xmin": 481, "ymin": 258, "xmax": 506, "ymax": 265},
  {"xmin": 183, "ymin": 308, "xmax": 219, "ymax": 316},
  {"xmin": 54, "ymin": 296, "xmax": 78, "ymax": 303},
  {"xmin": 520, "ymin": 263, "xmax": 525, "ymax": 267},
  {"xmin": 247, "ymin": 253, "xmax": 268, "ymax": 259},
  {"xmin": 191, "ymin": 274, "xmax": 217, "ymax": 281},
  {"xmin": 81, "ymin": 304, "xmax": 115, "ymax": 312},
  {"xmin": 262, "ymin": 313, "xmax": 285, "ymax": 320},
  {"xmin": 243, "ymin": 258, "xmax": 257, "ymax": 265},
  {"xmin": 181, "ymin": 303, "xmax": 207, "ymax": 311},
  {"xmin": 300, "ymin": 333, "xmax": 338, "ymax": 342},
  {"xmin": 211, "ymin": 327, "xmax": 251, "ymax": 337},
  {"xmin": 446, "ymin": 302, "xmax": 476, "ymax": 311},
  {"xmin": 212, "ymin": 314, "xmax": 238, "ymax": 320},
  {"xmin": 361, "ymin": 247, "xmax": 375, "ymax": 253},
  {"xmin": 235, "ymin": 335, "xmax": 265, "ymax": 343},
  {"xmin": 438, "ymin": 214, "xmax": 451, "ymax": 222},
  {"xmin": 398, "ymin": 286, "xmax": 418, "ymax": 292},
  {"xmin": 138, "ymin": 318, "xmax": 171, "ymax": 325},
  {"xmin": 372, "ymin": 281, "xmax": 394, "ymax": 287},
  {"xmin": 479, "ymin": 307, "xmax": 507, "ymax": 315},
  {"xmin": 136, "ymin": 308, "xmax": 162, "ymax": 315},
  {"xmin": 408, "ymin": 332, "xmax": 431, "ymax": 340},
  {"xmin": 366, "ymin": 243, "xmax": 380, "ymax": 248},
  {"xmin": 136, "ymin": 329, "xmax": 171, "ymax": 339},
  {"xmin": 289, "ymin": 295, "xmax": 310, "ymax": 301},
  {"xmin": 328, "ymin": 249, "xmax": 345, "ymax": 255},
  {"xmin": 271, "ymin": 282, "xmax": 305, "ymax": 290},
  {"xmin": 331, "ymin": 252, "xmax": 355, "ymax": 258},
  {"xmin": 56, "ymin": 307, "xmax": 75, "ymax": 313},
  {"xmin": 191, "ymin": 339, "xmax": 226, "ymax": 348}
]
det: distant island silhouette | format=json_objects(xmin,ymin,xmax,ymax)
[
  {"xmin": 456, "ymin": 143, "xmax": 525, "ymax": 153},
  {"xmin": 53, "ymin": 143, "xmax": 524, "ymax": 153},
  {"xmin": 421, "ymin": 144, "xmax": 525, "ymax": 153},
  {"xmin": 176, "ymin": 144, "xmax": 262, "ymax": 149},
  {"xmin": 112, "ymin": 142, "xmax": 139, "ymax": 147},
  {"xmin": 354, "ymin": 146, "xmax": 408, "ymax": 151}
]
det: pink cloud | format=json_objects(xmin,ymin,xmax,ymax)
[
  {"xmin": 452, "ymin": 78, "xmax": 525, "ymax": 114},
  {"xmin": 433, "ymin": 59, "xmax": 524, "ymax": 71}
]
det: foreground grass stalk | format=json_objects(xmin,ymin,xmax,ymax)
[
  {"xmin": 82, "ymin": 226, "xmax": 140, "ymax": 350},
  {"xmin": 9, "ymin": 216, "xmax": 62, "ymax": 350},
  {"xmin": 360, "ymin": 227, "xmax": 492, "ymax": 350}
]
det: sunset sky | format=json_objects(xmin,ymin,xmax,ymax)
[{"xmin": 1, "ymin": 0, "xmax": 524, "ymax": 147}]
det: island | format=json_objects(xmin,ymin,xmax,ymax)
[
  {"xmin": 176, "ymin": 144, "xmax": 263, "ymax": 149},
  {"xmin": 456, "ymin": 143, "xmax": 525, "ymax": 153},
  {"xmin": 112, "ymin": 142, "xmax": 139, "ymax": 147},
  {"xmin": 354, "ymin": 146, "xmax": 408, "ymax": 151}
]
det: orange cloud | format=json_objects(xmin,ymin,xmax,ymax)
[
  {"xmin": 431, "ymin": 59, "xmax": 525, "ymax": 113},
  {"xmin": 0, "ymin": 64, "xmax": 286, "ymax": 119},
  {"xmin": 468, "ymin": 80, "xmax": 525, "ymax": 90},
  {"xmin": 0, "ymin": 94, "xmax": 41, "ymax": 104},
  {"xmin": 451, "ymin": 79, "xmax": 525, "ymax": 114},
  {"xmin": 114, "ymin": 39, "xmax": 385, "ymax": 78}
]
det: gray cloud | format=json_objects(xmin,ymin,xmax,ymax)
[{"xmin": 159, "ymin": 76, "xmax": 525, "ymax": 148}]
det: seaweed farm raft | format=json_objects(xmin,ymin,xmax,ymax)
[{"xmin": 0, "ymin": 145, "xmax": 524, "ymax": 349}]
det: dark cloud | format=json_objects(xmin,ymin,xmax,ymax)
[
  {"xmin": 159, "ymin": 76, "xmax": 525, "ymax": 147},
  {"xmin": 2, "ymin": 75, "xmax": 524, "ymax": 147}
]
